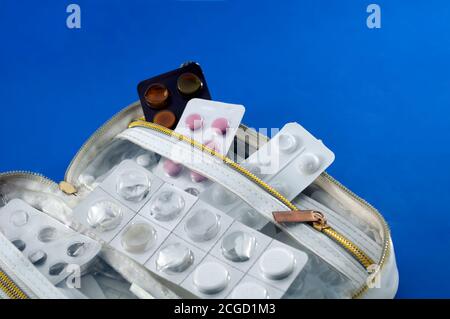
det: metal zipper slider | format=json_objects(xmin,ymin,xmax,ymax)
[
  {"xmin": 59, "ymin": 181, "xmax": 77, "ymax": 195},
  {"xmin": 272, "ymin": 210, "xmax": 329, "ymax": 231}
]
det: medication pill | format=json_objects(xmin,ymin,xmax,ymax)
[
  {"xmin": 278, "ymin": 134, "xmax": 299, "ymax": 153},
  {"xmin": 211, "ymin": 117, "xmax": 229, "ymax": 136},
  {"xmin": 121, "ymin": 222, "xmax": 156, "ymax": 253},
  {"xmin": 156, "ymin": 243, "xmax": 194, "ymax": 273},
  {"xmin": 87, "ymin": 200, "xmax": 123, "ymax": 232},
  {"xmin": 67, "ymin": 242, "xmax": 86, "ymax": 257},
  {"xmin": 177, "ymin": 72, "xmax": 203, "ymax": 95},
  {"xmin": 10, "ymin": 210, "xmax": 29, "ymax": 227},
  {"xmin": 149, "ymin": 191, "xmax": 185, "ymax": 221},
  {"xmin": 116, "ymin": 170, "xmax": 150, "ymax": 202},
  {"xmin": 28, "ymin": 250, "xmax": 47, "ymax": 266},
  {"xmin": 259, "ymin": 247, "xmax": 295, "ymax": 280},
  {"xmin": 163, "ymin": 159, "xmax": 183, "ymax": 177},
  {"xmin": 11, "ymin": 239, "xmax": 26, "ymax": 252},
  {"xmin": 185, "ymin": 113, "xmax": 203, "ymax": 131},
  {"xmin": 144, "ymin": 83, "xmax": 169, "ymax": 108},
  {"xmin": 297, "ymin": 153, "xmax": 321, "ymax": 175},
  {"xmin": 230, "ymin": 282, "xmax": 269, "ymax": 299},
  {"xmin": 193, "ymin": 262, "xmax": 230, "ymax": 294},
  {"xmin": 221, "ymin": 231, "xmax": 256, "ymax": 262},
  {"xmin": 153, "ymin": 110, "xmax": 176, "ymax": 128},
  {"xmin": 185, "ymin": 209, "xmax": 220, "ymax": 242},
  {"xmin": 49, "ymin": 262, "xmax": 68, "ymax": 276},
  {"xmin": 38, "ymin": 227, "xmax": 58, "ymax": 243},
  {"xmin": 190, "ymin": 171, "xmax": 207, "ymax": 183}
]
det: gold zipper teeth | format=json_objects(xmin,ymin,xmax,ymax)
[
  {"xmin": 0, "ymin": 269, "xmax": 29, "ymax": 299},
  {"xmin": 128, "ymin": 120, "xmax": 375, "ymax": 269}
]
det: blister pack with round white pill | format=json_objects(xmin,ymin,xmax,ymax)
[
  {"xmin": 0, "ymin": 199, "xmax": 101, "ymax": 285},
  {"xmin": 242, "ymin": 122, "xmax": 335, "ymax": 201},
  {"xmin": 99, "ymin": 159, "xmax": 164, "ymax": 212}
]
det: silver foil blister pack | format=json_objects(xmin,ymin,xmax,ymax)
[{"xmin": 0, "ymin": 199, "xmax": 101, "ymax": 285}]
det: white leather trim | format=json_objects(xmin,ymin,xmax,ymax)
[{"xmin": 118, "ymin": 127, "xmax": 368, "ymax": 286}]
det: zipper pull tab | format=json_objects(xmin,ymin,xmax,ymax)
[{"xmin": 272, "ymin": 210, "xmax": 329, "ymax": 231}]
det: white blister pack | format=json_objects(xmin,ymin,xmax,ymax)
[
  {"xmin": 0, "ymin": 199, "xmax": 101, "ymax": 285},
  {"xmin": 175, "ymin": 98, "xmax": 246, "ymax": 155},
  {"xmin": 243, "ymin": 122, "xmax": 335, "ymax": 201},
  {"xmin": 153, "ymin": 157, "xmax": 213, "ymax": 194},
  {"xmin": 72, "ymin": 159, "xmax": 309, "ymax": 299}
]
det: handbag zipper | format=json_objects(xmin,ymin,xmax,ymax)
[
  {"xmin": 128, "ymin": 120, "xmax": 387, "ymax": 297},
  {"xmin": 62, "ymin": 103, "xmax": 391, "ymax": 298}
]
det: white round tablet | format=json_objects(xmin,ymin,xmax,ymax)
[
  {"xmin": 278, "ymin": 134, "xmax": 299, "ymax": 153},
  {"xmin": 259, "ymin": 247, "xmax": 296, "ymax": 280},
  {"xmin": 193, "ymin": 262, "xmax": 230, "ymax": 294},
  {"xmin": 230, "ymin": 282, "xmax": 269, "ymax": 299}
]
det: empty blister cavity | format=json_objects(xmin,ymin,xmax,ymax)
[
  {"xmin": 116, "ymin": 170, "xmax": 150, "ymax": 202},
  {"xmin": 230, "ymin": 282, "xmax": 269, "ymax": 299},
  {"xmin": 163, "ymin": 159, "xmax": 183, "ymax": 177},
  {"xmin": 149, "ymin": 191, "xmax": 185, "ymax": 221},
  {"xmin": 87, "ymin": 200, "xmax": 123, "ymax": 232},
  {"xmin": 67, "ymin": 242, "xmax": 86, "ymax": 258},
  {"xmin": 38, "ymin": 227, "xmax": 58, "ymax": 243},
  {"xmin": 10, "ymin": 210, "xmax": 29, "ymax": 227},
  {"xmin": 121, "ymin": 222, "xmax": 156, "ymax": 253},
  {"xmin": 28, "ymin": 250, "xmax": 47, "ymax": 266},
  {"xmin": 184, "ymin": 209, "xmax": 220, "ymax": 242},
  {"xmin": 156, "ymin": 243, "xmax": 194, "ymax": 273},
  {"xmin": 193, "ymin": 262, "xmax": 230, "ymax": 295},
  {"xmin": 221, "ymin": 231, "xmax": 256, "ymax": 262},
  {"xmin": 259, "ymin": 247, "xmax": 295, "ymax": 280},
  {"xmin": 185, "ymin": 113, "xmax": 203, "ymax": 131}
]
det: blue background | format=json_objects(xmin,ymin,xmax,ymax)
[{"xmin": 0, "ymin": 0, "xmax": 449, "ymax": 298}]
